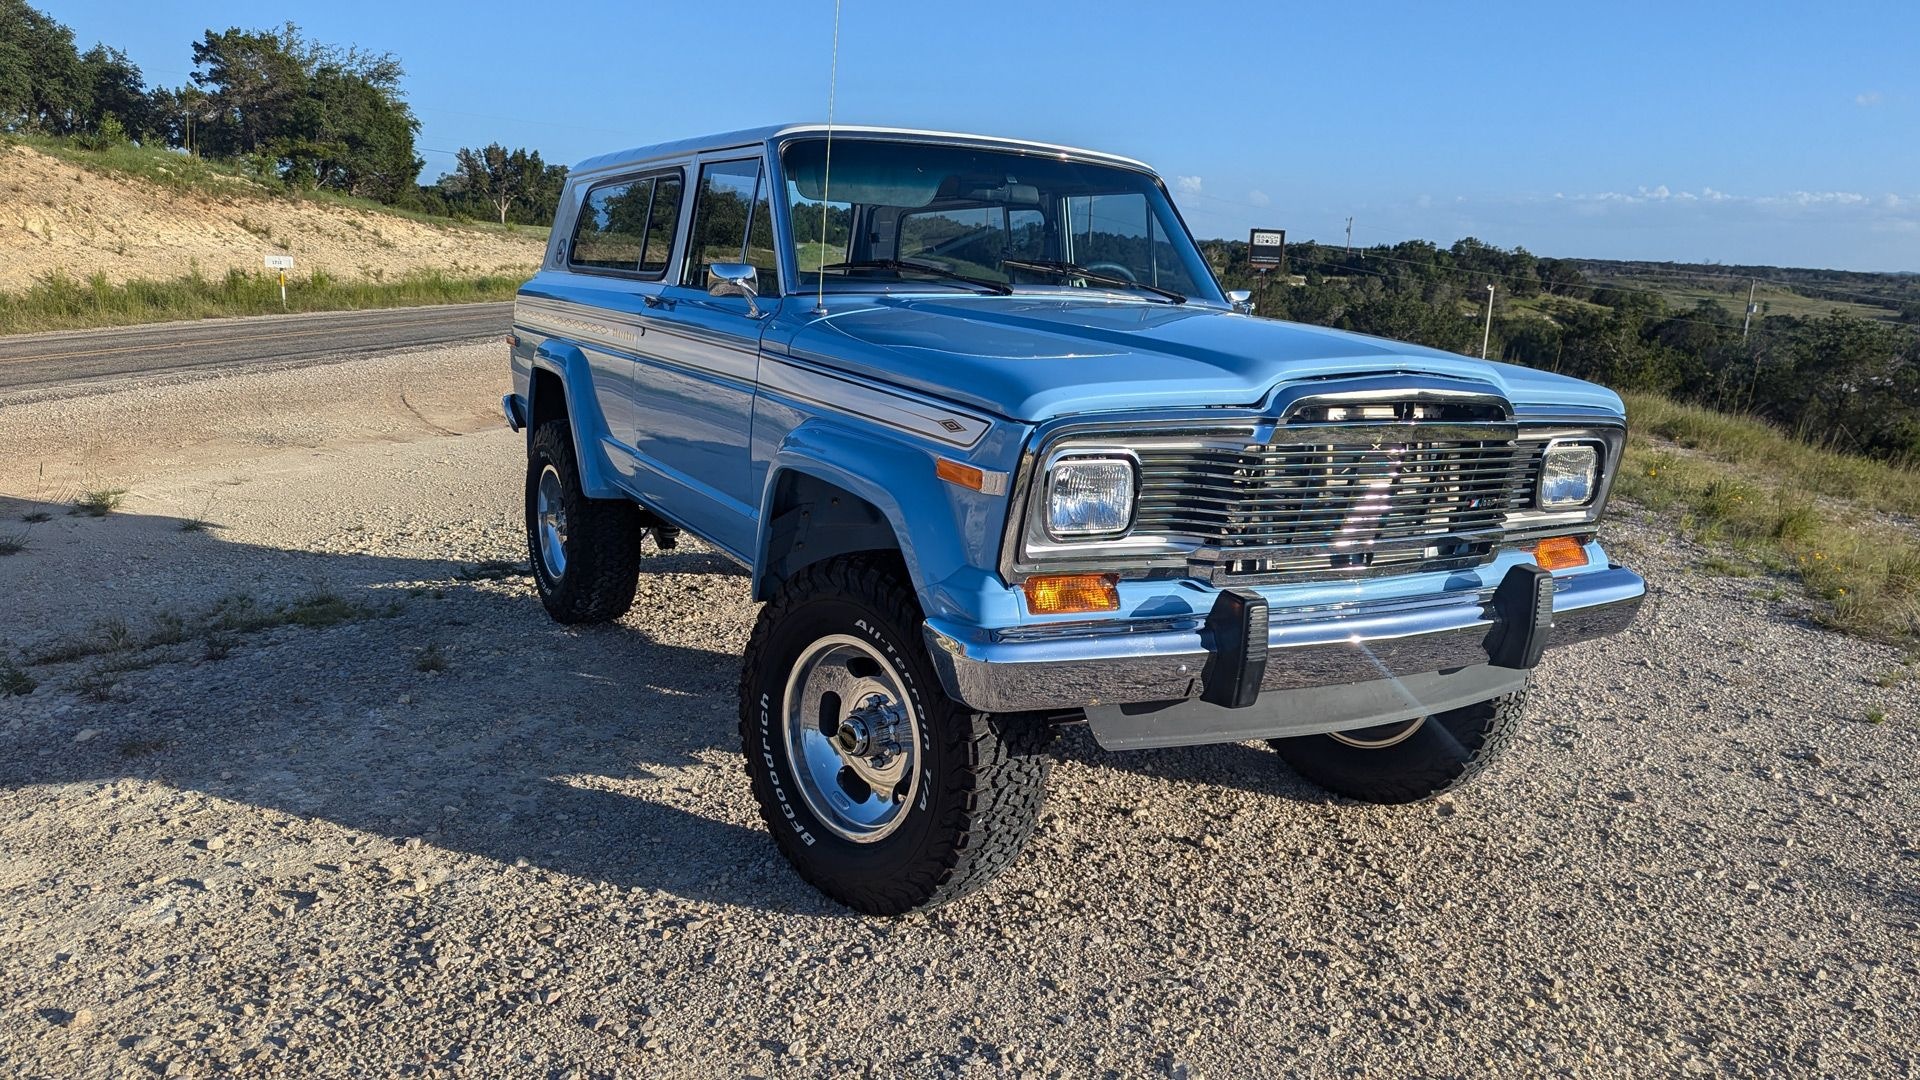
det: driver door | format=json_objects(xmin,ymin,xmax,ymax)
[{"xmin": 626, "ymin": 156, "xmax": 783, "ymax": 562}]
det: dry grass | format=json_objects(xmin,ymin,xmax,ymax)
[{"xmin": 1618, "ymin": 397, "xmax": 1920, "ymax": 642}]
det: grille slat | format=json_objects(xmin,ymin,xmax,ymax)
[{"xmin": 1130, "ymin": 428, "xmax": 1545, "ymax": 579}]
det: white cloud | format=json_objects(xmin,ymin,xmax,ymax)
[
  {"xmin": 1247, "ymin": 189, "xmax": 1271, "ymax": 207},
  {"xmin": 1176, "ymin": 175, "xmax": 1203, "ymax": 196},
  {"xmin": 1856, "ymin": 90, "xmax": 1883, "ymax": 106},
  {"xmin": 1547, "ymin": 185, "xmax": 1887, "ymax": 209}
]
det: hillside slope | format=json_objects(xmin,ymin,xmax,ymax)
[{"xmin": 0, "ymin": 144, "xmax": 547, "ymax": 292}]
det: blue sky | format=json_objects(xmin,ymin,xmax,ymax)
[{"xmin": 41, "ymin": 0, "xmax": 1920, "ymax": 270}]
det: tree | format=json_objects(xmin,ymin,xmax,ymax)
[
  {"xmin": 77, "ymin": 45, "xmax": 152, "ymax": 141},
  {"xmin": 454, "ymin": 144, "xmax": 533, "ymax": 224},
  {"xmin": 184, "ymin": 23, "xmax": 421, "ymax": 200},
  {"xmin": 0, "ymin": 0, "xmax": 88, "ymax": 134},
  {"xmin": 188, "ymin": 24, "xmax": 311, "ymax": 158}
]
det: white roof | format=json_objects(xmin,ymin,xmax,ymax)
[{"xmin": 569, "ymin": 123, "xmax": 1155, "ymax": 177}]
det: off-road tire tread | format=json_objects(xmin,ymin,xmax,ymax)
[
  {"xmin": 738, "ymin": 556, "xmax": 1052, "ymax": 915},
  {"xmin": 1269, "ymin": 687, "xmax": 1528, "ymax": 804},
  {"xmin": 526, "ymin": 420, "xmax": 642, "ymax": 624}
]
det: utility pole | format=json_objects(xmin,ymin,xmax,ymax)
[
  {"xmin": 1481, "ymin": 284, "xmax": 1495, "ymax": 359},
  {"xmin": 1344, "ymin": 217, "xmax": 1353, "ymax": 255},
  {"xmin": 1741, "ymin": 278, "xmax": 1757, "ymax": 343}
]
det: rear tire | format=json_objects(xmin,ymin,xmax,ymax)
[
  {"xmin": 1268, "ymin": 684, "xmax": 1529, "ymax": 804},
  {"xmin": 739, "ymin": 556, "xmax": 1052, "ymax": 915},
  {"xmin": 525, "ymin": 419, "xmax": 642, "ymax": 624}
]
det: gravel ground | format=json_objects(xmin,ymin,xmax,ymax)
[{"xmin": 1, "ymin": 347, "xmax": 1917, "ymax": 1079}]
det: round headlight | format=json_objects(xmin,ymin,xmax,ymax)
[
  {"xmin": 1045, "ymin": 456, "xmax": 1136, "ymax": 539},
  {"xmin": 1540, "ymin": 442, "xmax": 1601, "ymax": 508}
]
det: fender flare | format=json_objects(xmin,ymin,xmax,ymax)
[
  {"xmin": 525, "ymin": 340, "xmax": 622, "ymax": 500},
  {"xmin": 753, "ymin": 419, "xmax": 975, "ymax": 614}
]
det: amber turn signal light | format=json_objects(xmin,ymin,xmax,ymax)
[
  {"xmin": 934, "ymin": 457, "xmax": 986, "ymax": 491},
  {"xmin": 1023, "ymin": 573, "xmax": 1121, "ymax": 615},
  {"xmin": 1532, "ymin": 536, "xmax": 1589, "ymax": 571}
]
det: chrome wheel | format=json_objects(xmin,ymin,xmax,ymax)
[
  {"xmin": 781, "ymin": 634, "xmax": 923, "ymax": 844},
  {"xmin": 1329, "ymin": 715, "xmax": 1427, "ymax": 749},
  {"xmin": 534, "ymin": 464, "xmax": 568, "ymax": 580}
]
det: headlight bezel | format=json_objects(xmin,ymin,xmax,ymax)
[
  {"xmin": 1537, "ymin": 437, "xmax": 1604, "ymax": 509},
  {"xmin": 1041, "ymin": 450, "xmax": 1139, "ymax": 541}
]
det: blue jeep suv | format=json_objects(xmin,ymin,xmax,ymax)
[{"xmin": 504, "ymin": 125, "xmax": 1644, "ymax": 914}]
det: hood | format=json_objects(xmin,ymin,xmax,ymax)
[{"xmin": 776, "ymin": 295, "xmax": 1623, "ymax": 422}]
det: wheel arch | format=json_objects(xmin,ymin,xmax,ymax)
[{"xmin": 754, "ymin": 465, "xmax": 908, "ymax": 603}]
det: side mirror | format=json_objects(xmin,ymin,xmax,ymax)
[
  {"xmin": 708, "ymin": 262, "xmax": 761, "ymax": 316},
  {"xmin": 1227, "ymin": 289, "xmax": 1255, "ymax": 315}
]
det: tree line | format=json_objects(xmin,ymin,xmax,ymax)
[
  {"xmin": 1208, "ymin": 238, "xmax": 1920, "ymax": 464},
  {"xmin": 0, "ymin": 0, "xmax": 565, "ymax": 224}
]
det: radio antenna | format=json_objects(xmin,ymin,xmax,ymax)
[{"xmin": 813, "ymin": 0, "xmax": 842, "ymax": 317}]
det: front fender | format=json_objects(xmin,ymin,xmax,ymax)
[
  {"xmin": 755, "ymin": 419, "xmax": 1005, "ymax": 621},
  {"xmin": 526, "ymin": 338, "xmax": 622, "ymax": 500}
]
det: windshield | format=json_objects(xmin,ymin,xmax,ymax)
[{"xmin": 780, "ymin": 138, "xmax": 1223, "ymax": 305}]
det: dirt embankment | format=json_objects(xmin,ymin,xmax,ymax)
[{"xmin": 0, "ymin": 145, "xmax": 546, "ymax": 291}]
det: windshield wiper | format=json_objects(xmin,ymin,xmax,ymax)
[
  {"xmin": 820, "ymin": 259, "xmax": 1012, "ymax": 296},
  {"xmin": 1000, "ymin": 258, "xmax": 1187, "ymax": 304}
]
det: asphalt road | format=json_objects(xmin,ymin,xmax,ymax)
[{"xmin": 0, "ymin": 302, "xmax": 511, "ymax": 395}]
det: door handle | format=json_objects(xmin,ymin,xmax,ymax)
[{"xmin": 642, "ymin": 294, "xmax": 675, "ymax": 310}]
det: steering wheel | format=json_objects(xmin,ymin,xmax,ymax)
[{"xmin": 1084, "ymin": 262, "xmax": 1137, "ymax": 283}]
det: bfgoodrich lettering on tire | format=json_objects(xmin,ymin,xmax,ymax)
[
  {"xmin": 1268, "ymin": 684, "xmax": 1530, "ymax": 804},
  {"xmin": 738, "ymin": 556, "xmax": 1052, "ymax": 915},
  {"xmin": 525, "ymin": 419, "xmax": 643, "ymax": 624}
]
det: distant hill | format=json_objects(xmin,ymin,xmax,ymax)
[
  {"xmin": 1571, "ymin": 257, "xmax": 1919, "ymax": 325},
  {"xmin": 0, "ymin": 141, "xmax": 546, "ymax": 293}
]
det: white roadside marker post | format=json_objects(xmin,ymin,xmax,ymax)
[{"xmin": 264, "ymin": 254, "xmax": 295, "ymax": 311}]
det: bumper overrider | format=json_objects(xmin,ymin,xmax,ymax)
[{"xmin": 923, "ymin": 564, "xmax": 1645, "ymax": 750}]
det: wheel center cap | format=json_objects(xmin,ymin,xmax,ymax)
[
  {"xmin": 834, "ymin": 716, "xmax": 870, "ymax": 755},
  {"xmin": 837, "ymin": 696, "xmax": 904, "ymax": 760}
]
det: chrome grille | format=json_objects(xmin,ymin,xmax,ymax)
[{"xmin": 1134, "ymin": 432, "xmax": 1544, "ymax": 580}]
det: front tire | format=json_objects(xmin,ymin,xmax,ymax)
[
  {"xmin": 1268, "ymin": 685, "xmax": 1529, "ymax": 804},
  {"xmin": 739, "ymin": 557, "xmax": 1052, "ymax": 915},
  {"xmin": 525, "ymin": 420, "xmax": 642, "ymax": 624}
]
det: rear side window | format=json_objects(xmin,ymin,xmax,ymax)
[
  {"xmin": 569, "ymin": 170, "xmax": 683, "ymax": 276},
  {"xmin": 682, "ymin": 159, "xmax": 781, "ymax": 296}
]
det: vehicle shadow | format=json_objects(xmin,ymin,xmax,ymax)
[
  {"xmin": 0, "ymin": 494, "xmax": 840, "ymax": 916},
  {"xmin": 0, "ymin": 491, "xmax": 1336, "ymax": 917}
]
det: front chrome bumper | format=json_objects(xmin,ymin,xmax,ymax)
[{"xmin": 923, "ymin": 565, "xmax": 1645, "ymax": 716}]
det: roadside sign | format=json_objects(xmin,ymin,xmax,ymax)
[
  {"xmin": 262, "ymin": 254, "xmax": 294, "ymax": 309},
  {"xmin": 1248, "ymin": 228, "xmax": 1286, "ymax": 268}
]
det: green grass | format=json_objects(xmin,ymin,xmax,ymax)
[
  {"xmin": 1619, "ymin": 395, "xmax": 1920, "ymax": 642},
  {"xmin": 70, "ymin": 488, "xmax": 127, "ymax": 517},
  {"xmin": 414, "ymin": 643, "xmax": 449, "ymax": 673},
  {"xmin": 0, "ymin": 658, "xmax": 35, "ymax": 696},
  {"xmin": 0, "ymin": 268, "xmax": 526, "ymax": 335}
]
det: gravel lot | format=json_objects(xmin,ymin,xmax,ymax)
[{"xmin": 1, "ymin": 346, "xmax": 1917, "ymax": 1079}]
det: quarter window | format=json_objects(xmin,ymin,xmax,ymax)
[{"xmin": 569, "ymin": 171, "xmax": 682, "ymax": 277}]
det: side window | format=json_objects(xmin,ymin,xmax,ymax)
[
  {"xmin": 682, "ymin": 159, "xmax": 781, "ymax": 296},
  {"xmin": 571, "ymin": 179, "xmax": 651, "ymax": 271}
]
